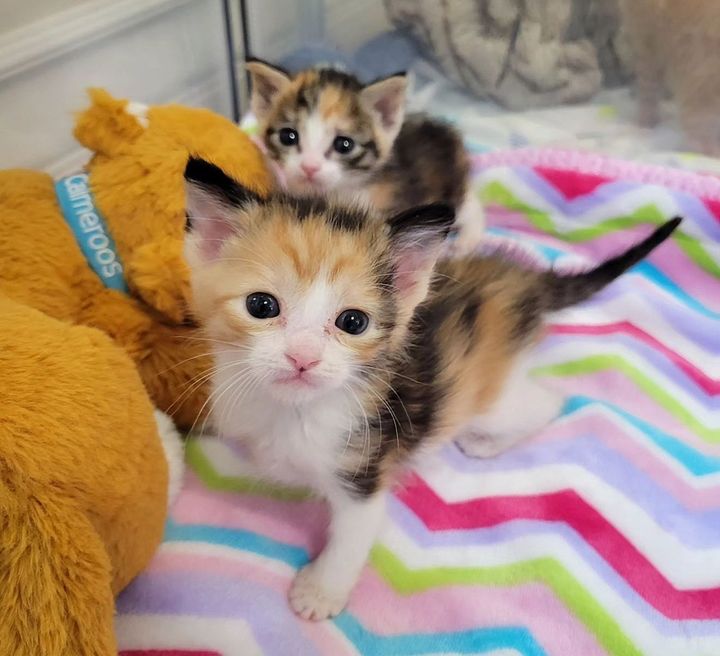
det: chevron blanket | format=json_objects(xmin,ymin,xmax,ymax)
[{"xmin": 116, "ymin": 148, "xmax": 720, "ymax": 656}]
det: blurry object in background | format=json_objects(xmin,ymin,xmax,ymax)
[
  {"xmin": 385, "ymin": 0, "xmax": 631, "ymax": 110},
  {"xmin": 279, "ymin": 42, "xmax": 364, "ymax": 77},
  {"xmin": 620, "ymin": 0, "xmax": 720, "ymax": 157},
  {"xmin": 277, "ymin": 30, "xmax": 423, "ymax": 83},
  {"xmin": 354, "ymin": 28, "xmax": 424, "ymax": 80}
]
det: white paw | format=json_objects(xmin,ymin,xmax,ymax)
[
  {"xmin": 153, "ymin": 409, "xmax": 185, "ymax": 507},
  {"xmin": 288, "ymin": 564, "xmax": 348, "ymax": 621}
]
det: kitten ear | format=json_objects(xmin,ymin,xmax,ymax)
[
  {"xmin": 360, "ymin": 73, "xmax": 407, "ymax": 142},
  {"xmin": 246, "ymin": 58, "xmax": 292, "ymax": 121},
  {"xmin": 184, "ymin": 157, "xmax": 260, "ymax": 264},
  {"xmin": 387, "ymin": 203, "xmax": 455, "ymax": 304}
]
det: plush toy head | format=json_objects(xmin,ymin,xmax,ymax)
[{"xmin": 73, "ymin": 88, "xmax": 273, "ymax": 323}]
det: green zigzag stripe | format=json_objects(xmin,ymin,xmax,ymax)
[
  {"xmin": 184, "ymin": 438, "xmax": 310, "ymax": 501},
  {"xmin": 371, "ymin": 545, "xmax": 642, "ymax": 656},
  {"xmin": 185, "ymin": 438, "xmax": 641, "ymax": 656},
  {"xmin": 534, "ymin": 355, "xmax": 720, "ymax": 443},
  {"xmin": 481, "ymin": 181, "xmax": 720, "ymax": 279}
]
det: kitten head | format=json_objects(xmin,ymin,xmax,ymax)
[
  {"xmin": 246, "ymin": 59, "xmax": 407, "ymax": 195},
  {"xmin": 184, "ymin": 157, "xmax": 452, "ymax": 404}
]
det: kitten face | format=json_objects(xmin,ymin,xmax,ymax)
[
  {"xmin": 184, "ymin": 158, "xmax": 453, "ymax": 405},
  {"xmin": 246, "ymin": 61, "xmax": 407, "ymax": 195}
]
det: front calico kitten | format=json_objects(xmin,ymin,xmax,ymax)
[
  {"xmin": 184, "ymin": 157, "xmax": 681, "ymax": 620},
  {"xmin": 246, "ymin": 59, "xmax": 485, "ymax": 254}
]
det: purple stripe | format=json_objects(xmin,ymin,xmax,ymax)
[
  {"xmin": 672, "ymin": 194, "xmax": 720, "ymax": 242},
  {"xmin": 388, "ymin": 496, "xmax": 720, "ymax": 638},
  {"xmin": 514, "ymin": 168, "xmax": 720, "ymax": 241},
  {"xmin": 488, "ymin": 212, "xmax": 720, "ymax": 311},
  {"xmin": 538, "ymin": 332, "xmax": 720, "ymax": 408},
  {"xmin": 441, "ymin": 435, "xmax": 720, "ymax": 546},
  {"xmin": 580, "ymin": 283, "xmax": 720, "ymax": 353},
  {"xmin": 514, "ymin": 168, "xmax": 638, "ymax": 216},
  {"xmin": 117, "ymin": 571, "xmax": 319, "ymax": 655}
]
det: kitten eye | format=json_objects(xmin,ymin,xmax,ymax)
[
  {"xmin": 246, "ymin": 292, "xmax": 280, "ymax": 319},
  {"xmin": 335, "ymin": 309, "xmax": 369, "ymax": 335},
  {"xmin": 278, "ymin": 127, "xmax": 299, "ymax": 147},
  {"xmin": 333, "ymin": 135, "xmax": 355, "ymax": 155}
]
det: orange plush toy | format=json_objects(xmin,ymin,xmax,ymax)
[
  {"xmin": 0, "ymin": 88, "xmax": 272, "ymax": 429},
  {"xmin": 0, "ymin": 90, "xmax": 271, "ymax": 655},
  {"xmin": 0, "ymin": 291, "xmax": 182, "ymax": 656}
]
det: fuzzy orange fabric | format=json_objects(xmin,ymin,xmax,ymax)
[
  {"xmin": 0, "ymin": 293, "xmax": 167, "ymax": 656},
  {"xmin": 0, "ymin": 89, "xmax": 272, "ymax": 429},
  {"xmin": 0, "ymin": 90, "xmax": 272, "ymax": 655}
]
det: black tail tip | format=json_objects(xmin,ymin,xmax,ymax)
[
  {"xmin": 652, "ymin": 216, "xmax": 683, "ymax": 242},
  {"xmin": 666, "ymin": 216, "xmax": 683, "ymax": 231}
]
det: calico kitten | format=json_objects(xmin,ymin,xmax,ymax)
[
  {"xmin": 246, "ymin": 59, "xmax": 485, "ymax": 253},
  {"xmin": 620, "ymin": 0, "xmax": 720, "ymax": 155},
  {"xmin": 184, "ymin": 157, "xmax": 680, "ymax": 621}
]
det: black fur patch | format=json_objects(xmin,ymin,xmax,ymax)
[
  {"xmin": 316, "ymin": 68, "xmax": 363, "ymax": 91},
  {"xmin": 373, "ymin": 114, "xmax": 469, "ymax": 213},
  {"xmin": 276, "ymin": 195, "xmax": 367, "ymax": 232},
  {"xmin": 341, "ymin": 279, "xmax": 449, "ymax": 498},
  {"xmin": 511, "ymin": 291, "xmax": 543, "ymax": 342},
  {"xmin": 184, "ymin": 157, "xmax": 262, "ymax": 209},
  {"xmin": 460, "ymin": 296, "xmax": 481, "ymax": 334}
]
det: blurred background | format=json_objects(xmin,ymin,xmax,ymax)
[{"xmin": 1, "ymin": 0, "xmax": 718, "ymax": 176}]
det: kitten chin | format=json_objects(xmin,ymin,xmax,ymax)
[{"xmin": 184, "ymin": 156, "xmax": 680, "ymax": 621}]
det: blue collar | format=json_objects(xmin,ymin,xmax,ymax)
[{"xmin": 55, "ymin": 173, "xmax": 128, "ymax": 293}]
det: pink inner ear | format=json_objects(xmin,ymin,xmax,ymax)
[
  {"xmin": 374, "ymin": 92, "xmax": 402, "ymax": 129},
  {"xmin": 195, "ymin": 215, "xmax": 237, "ymax": 261},
  {"xmin": 393, "ymin": 248, "xmax": 430, "ymax": 295}
]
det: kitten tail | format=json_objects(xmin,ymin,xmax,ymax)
[{"xmin": 540, "ymin": 217, "xmax": 682, "ymax": 311}]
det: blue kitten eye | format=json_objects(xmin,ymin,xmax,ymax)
[
  {"xmin": 278, "ymin": 127, "xmax": 299, "ymax": 147},
  {"xmin": 333, "ymin": 135, "xmax": 355, "ymax": 155},
  {"xmin": 335, "ymin": 309, "xmax": 369, "ymax": 335},
  {"xmin": 246, "ymin": 292, "xmax": 280, "ymax": 319}
]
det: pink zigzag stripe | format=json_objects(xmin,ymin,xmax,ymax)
[
  {"xmin": 489, "ymin": 209, "xmax": 720, "ymax": 311},
  {"xmin": 150, "ymin": 549, "xmax": 604, "ymax": 656},
  {"xmin": 549, "ymin": 323, "xmax": 720, "ymax": 396},
  {"xmin": 536, "ymin": 412, "xmax": 720, "ymax": 510},
  {"xmin": 473, "ymin": 147, "xmax": 720, "ymax": 204},
  {"xmin": 543, "ymin": 371, "xmax": 714, "ymax": 451}
]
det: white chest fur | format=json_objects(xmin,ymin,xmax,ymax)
[{"xmin": 210, "ymin": 356, "xmax": 354, "ymax": 497}]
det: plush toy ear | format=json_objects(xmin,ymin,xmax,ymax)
[
  {"xmin": 360, "ymin": 73, "xmax": 407, "ymax": 145},
  {"xmin": 184, "ymin": 157, "xmax": 261, "ymax": 265},
  {"xmin": 73, "ymin": 88, "xmax": 149, "ymax": 156},
  {"xmin": 246, "ymin": 58, "xmax": 292, "ymax": 121},
  {"xmin": 387, "ymin": 203, "xmax": 455, "ymax": 307}
]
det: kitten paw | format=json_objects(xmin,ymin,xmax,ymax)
[{"xmin": 289, "ymin": 565, "xmax": 348, "ymax": 621}]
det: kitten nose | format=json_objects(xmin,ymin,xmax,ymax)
[
  {"xmin": 300, "ymin": 162, "xmax": 320, "ymax": 180},
  {"xmin": 285, "ymin": 352, "xmax": 320, "ymax": 372}
]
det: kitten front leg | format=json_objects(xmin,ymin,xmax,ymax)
[{"xmin": 289, "ymin": 490, "xmax": 386, "ymax": 620}]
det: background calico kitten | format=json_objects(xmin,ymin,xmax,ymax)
[
  {"xmin": 184, "ymin": 157, "xmax": 680, "ymax": 621},
  {"xmin": 246, "ymin": 59, "xmax": 485, "ymax": 253}
]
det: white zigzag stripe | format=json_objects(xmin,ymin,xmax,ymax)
[
  {"xmin": 534, "ymin": 340, "xmax": 720, "ymax": 427},
  {"xmin": 116, "ymin": 614, "xmax": 264, "ymax": 656},
  {"xmin": 383, "ymin": 522, "xmax": 720, "ymax": 656},
  {"xmin": 550, "ymin": 404, "xmax": 720, "ymax": 488},
  {"xmin": 552, "ymin": 297, "xmax": 720, "ymax": 373},
  {"xmin": 479, "ymin": 168, "xmax": 720, "ymax": 244},
  {"xmin": 417, "ymin": 459, "xmax": 720, "ymax": 586}
]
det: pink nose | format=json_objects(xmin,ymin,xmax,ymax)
[
  {"xmin": 285, "ymin": 352, "xmax": 321, "ymax": 372},
  {"xmin": 300, "ymin": 162, "xmax": 320, "ymax": 180}
]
